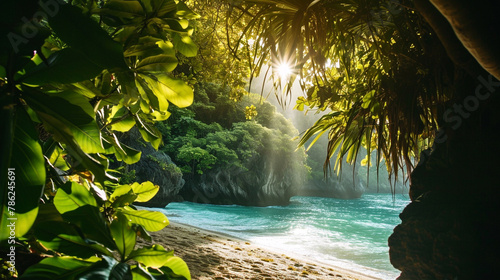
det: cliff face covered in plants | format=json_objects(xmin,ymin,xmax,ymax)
[{"xmin": 158, "ymin": 83, "xmax": 307, "ymax": 206}]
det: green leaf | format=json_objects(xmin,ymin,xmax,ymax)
[
  {"xmin": 49, "ymin": 90, "xmax": 96, "ymax": 118},
  {"xmin": 48, "ymin": 4, "xmax": 127, "ymax": 69},
  {"xmin": 116, "ymin": 143, "xmax": 142, "ymax": 164},
  {"xmin": 131, "ymin": 181, "xmax": 159, "ymax": 202},
  {"xmin": 0, "ymin": 65, "xmax": 6, "ymax": 77},
  {"xmin": 140, "ymin": 73, "xmax": 193, "ymax": 108},
  {"xmin": 136, "ymin": 75, "xmax": 169, "ymax": 113},
  {"xmin": 110, "ymin": 212, "xmax": 136, "ymax": 259},
  {"xmin": 22, "ymin": 48, "xmax": 103, "ymax": 85},
  {"xmin": 124, "ymin": 40, "xmax": 175, "ymax": 58},
  {"xmin": 0, "ymin": 105, "xmax": 44, "ymax": 241},
  {"xmin": 135, "ymin": 115, "xmax": 162, "ymax": 149},
  {"xmin": 119, "ymin": 207, "xmax": 169, "ymax": 232},
  {"xmin": 99, "ymin": 0, "xmax": 145, "ymax": 27},
  {"xmin": 152, "ymin": 0, "xmax": 177, "ymax": 17},
  {"xmin": 62, "ymin": 204, "xmax": 117, "ymax": 250},
  {"xmin": 172, "ymin": 33, "xmax": 198, "ymax": 57},
  {"xmin": 136, "ymin": 54, "xmax": 178, "ymax": 73},
  {"xmin": 175, "ymin": 1, "xmax": 200, "ymax": 19},
  {"xmin": 77, "ymin": 256, "xmax": 132, "ymax": 280},
  {"xmin": 162, "ymin": 18, "xmax": 189, "ymax": 32},
  {"xmin": 127, "ymin": 244, "xmax": 173, "ymax": 267},
  {"xmin": 146, "ymin": 257, "xmax": 191, "ymax": 280},
  {"xmin": 108, "ymin": 105, "xmax": 136, "ymax": 132},
  {"xmin": 110, "ymin": 184, "xmax": 134, "ymax": 202},
  {"xmin": 131, "ymin": 265, "xmax": 154, "ymax": 280},
  {"xmin": 54, "ymin": 182, "xmax": 97, "ymax": 214},
  {"xmin": 35, "ymin": 221, "xmax": 113, "ymax": 258},
  {"xmin": 54, "ymin": 182, "xmax": 115, "ymax": 248},
  {"xmin": 103, "ymin": 134, "xmax": 142, "ymax": 164},
  {"xmin": 112, "ymin": 115, "xmax": 137, "ymax": 132},
  {"xmin": 23, "ymin": 89, "xmax": 105, "ymax": 153},
  {"xmin": 70, "ymin": 80, "xmax": 105, "ymax": 99},
  {"xmin": 34, "ymin": 203, "xmax": 64, "ymax": 225},
  {"xmin": 161, "ymin": 256, "xmax": 191, "ymax": 280},
  {"xmin": 19, "ymin": 256, "xmax": 98, "ymax": 280}
]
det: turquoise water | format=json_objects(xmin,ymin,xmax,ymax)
[{"xmin": 157, "ymin": 194, "xmax": 410, "ymax": 280}]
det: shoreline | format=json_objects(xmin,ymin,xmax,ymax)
[{"xmin": 139, "ymin": 222, "xmax": 392, "ymax": 280}]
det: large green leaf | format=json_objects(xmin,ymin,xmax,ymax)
[
  {"xmin": 35, "ymin": 221, "xmax": 113, "ymax": 258},
  {"xmin": 76, "ymin": 256, "xmax": 132, "ymax": 280},
  {"xmin": 146, "ymin": 257, "xmax": 191, "ymax": 280},
  {"xmin": 99, "ymin": 0, "xmax": 145, "ymax": 27},
  {"xmin": 135, "ymin": 54, "xmax": 178, "ymax": 73},
  {"xmin": 131, "ymin": 265, "xmax": 155, "ymax": 280},
  {"xmin": 161, "ymin": 256, "xmax": 191, "ymax": 280},
  {"xmin": 53, "ymin": 182, "xmax": 116, "ymax": 248},
  {"xmin": 103, "ymin": 134, "xmax": 142, "ymax": 165},
  {"xmin": 23, "ymin": 89, "xmax": 105, "ymax": 154},
  {"xmin": 54, "ymin": 182, "xmax": 97, "ymax": 214},
  {"xmin": 21, "ymin": 48, "xmax": 103, "ymax": 85},
  {"xmin": 108, "ymin": 105, "xmax": 136, "ymax": 132},
  {"xmin": 19, "ymin": 256, "xmax": 98, "ymax": 279},
  {"xmin": 135, "ymin": 115, "xmax": 162, "ymax": 149},
  {"xmin": 140, "ymin": 74, "xmax": 193, "ymax": 108},
  {"xmin": 124, "ymin": 41, "xmax": 173, "ymax": 58},
  {"xmin": 48, "ymin": 4, "xmax": 127, "ymax": 69},
  {"xmin": 175, "ymin": 1, "xmax": 200, "ymax": 19},
  {"xmin": 151, "ymin": 0, "xmax": 177, "ymax": 17},
  {"xmin": 172, "ymin": 33, "xmax": 197, "ymax": 57},
  {"xmin": 116, "ymin": 142, "xmax": 142, "ymax": 164},
  {"xmin": 127, "ymin": 244, "xmax": 173, "ymax": 267},
  {"xmin": 110, "ymin": 184, "xmax": 136, "ymax": 204},
  {"xmin": 130, "ymin": 181, "xmax": 159, "ymax": 202},
  {"xmin": 50, "ymin": 90, "xmax": 96, "ymax": 118},
  {"xmin": 136, "ymin": 75, "xmax": 169, "ymax": 113},
  {"xmin": 0, "ymin": 105, "xmax": 44, "ymax": 241},
  {"xmin": 110, "ymin": 212, "xmax": 136, "ymax": 259},
  {"xmin": 119, "ymin": 207, "xmax": 169, "ymax": 232},
  {"xmin": 62, "ymin": 204, "xmax": 117, "ymax": 250}
]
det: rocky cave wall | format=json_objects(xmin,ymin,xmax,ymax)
[{"xmin": 388, "ymin": 74, "xmax": 500, "ymax": 279}]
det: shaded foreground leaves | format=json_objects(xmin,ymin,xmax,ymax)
[{"xmin": 1, "ymin": 0, "xmax": 199, "ymax": 278}]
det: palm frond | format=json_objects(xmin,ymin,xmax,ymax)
[{"xmin": 227, "ymin": 0, "xmax": 452, "ymax": 180}]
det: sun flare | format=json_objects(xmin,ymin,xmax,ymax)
[{"xmin": 276, "ymin": 63, "xmax": 293, "ymax": 80}]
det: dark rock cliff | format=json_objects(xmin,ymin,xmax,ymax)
[
  {"xmin": 120, "ymin": 128, "xmax": 185, "ymax": 207},
  {"xmin": 180, "ymin": 150, "xmax": 301, "ymax": 207},
  {"xmin": 388, "ymin": 78, "xmax": 500, "ymax": 279}
]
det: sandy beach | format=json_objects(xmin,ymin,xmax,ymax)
[{"xmin": 138, "ymin": 222, "xmax": 387, "ymax": 280}]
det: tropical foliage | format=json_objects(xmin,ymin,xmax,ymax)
[
  {"xmin": 227, "ymin": 0, "xmax": 455, "ymax": 180},
  {"xmin": 1, "ymin": 0, "xmax": 199, "ymax": 278}
]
